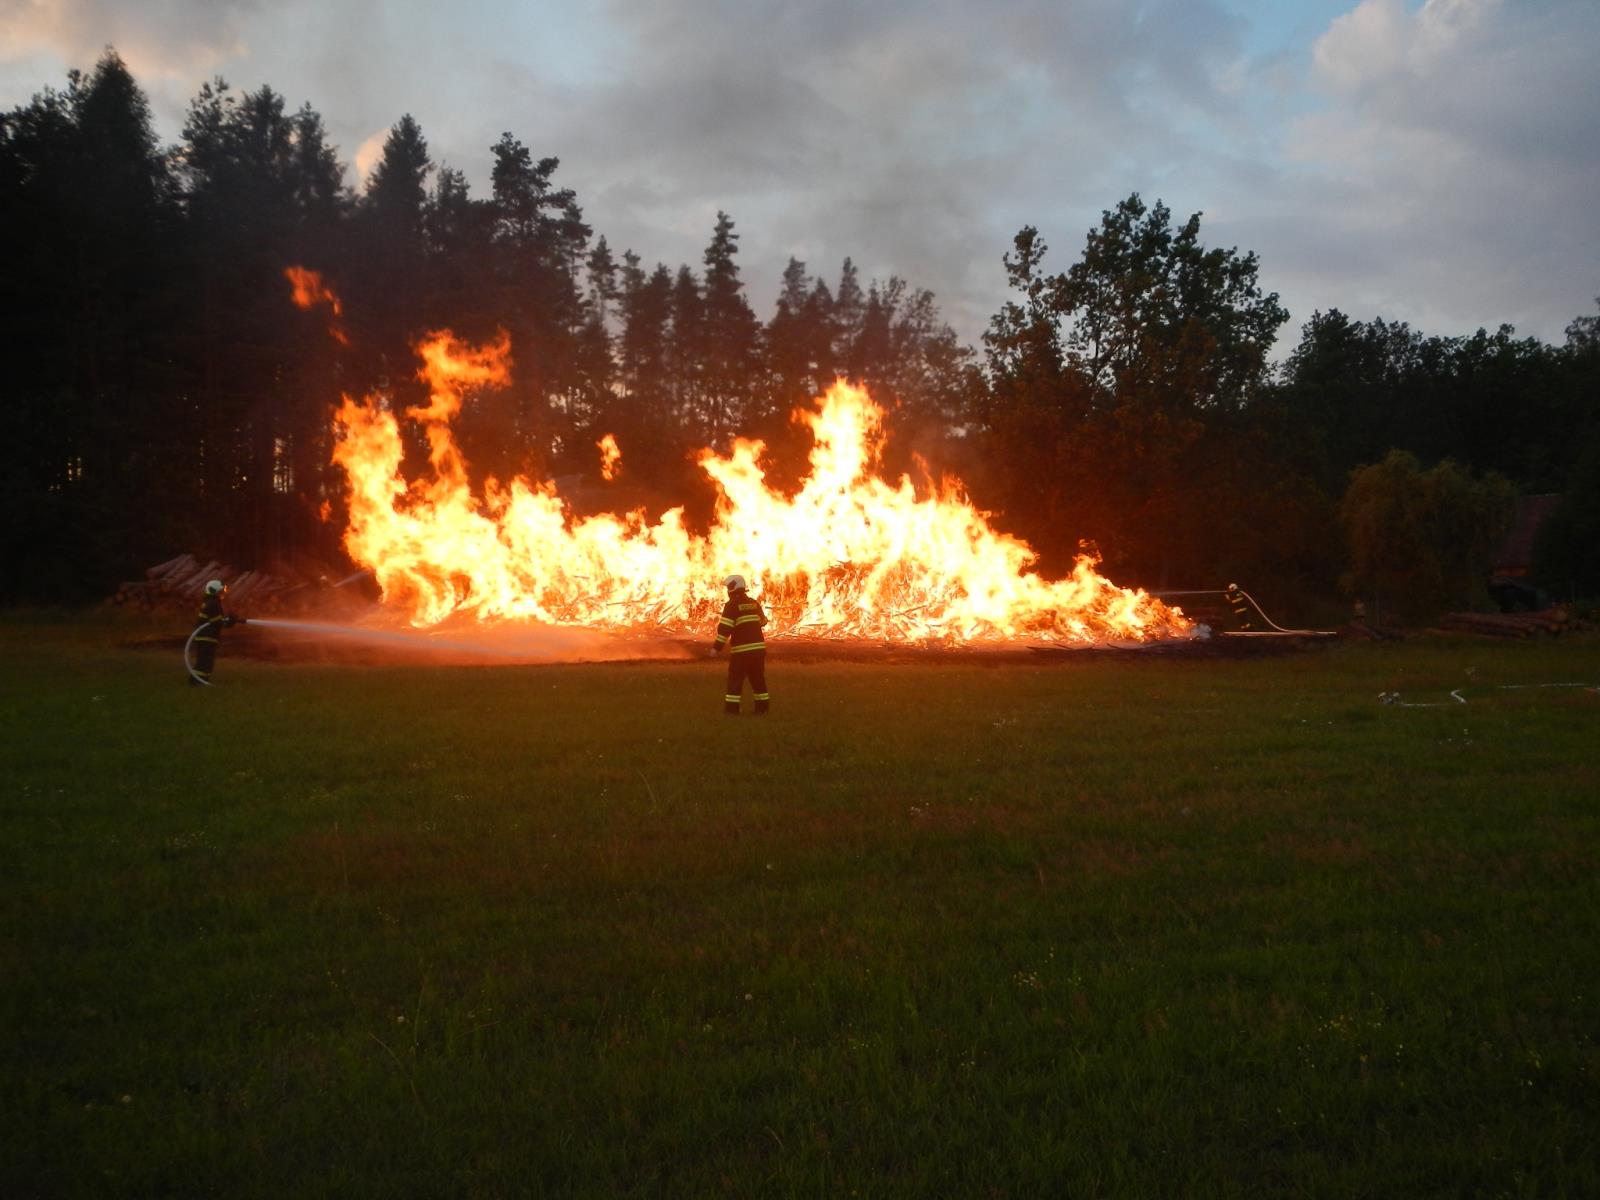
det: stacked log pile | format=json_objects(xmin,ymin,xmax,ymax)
[
  {"xmin": 108, "ymin": 553, "xmax": 365, "ymax": 614},
  {"xmin": 109, "ymin": 553, "xmax": 222, "ymax": 609},
  {"xmin": 1437, "ymin": 609, "xmax": 1593, "ymax": 638}
]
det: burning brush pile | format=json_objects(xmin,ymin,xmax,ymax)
[{"xmin": 273, "ymin": 270, "xmax": 1191, "ymax": 647}]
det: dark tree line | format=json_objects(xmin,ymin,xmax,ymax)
[
  {"xmin": 963, "ymin": 198, "xmax": 1598, "ymax": 610},
  {"xmin": 3, "ymin": 51, "xmax": 1596, "ymax": 610}
]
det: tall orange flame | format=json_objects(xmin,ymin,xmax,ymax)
[
  {"xmin": 597, "ymin": 433, "xmax": 622, "ymax": 481},
  {"xmin": 328, "ymin": 327, "xmax": 1189, "ymax": 644},
  {"xmin": 285, "ymin": 266, "xmax": 350, "ymax": 346}
]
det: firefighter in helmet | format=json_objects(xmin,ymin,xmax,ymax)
[
  {"xmin": 710, "ymin": 574, "xmax": 769, "ymax": 715},
  {"xmin": 1225, "ymin": 582, "xmax": 1254, "ymax": 632},
  {"xmin": 189, "ymin": 579, "xmax": 246, "ymax": 685}
]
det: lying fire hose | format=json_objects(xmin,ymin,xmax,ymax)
[
  {"xmin": 1152, "ymin": 586, "xmax": 1337, "ymax": 637},
  {"xmin": 1379, "ymin": 682, "xmax": 1598, "ymax": 707},
  {"xmin": 184, "ymin": 617, "xmax": 299, "ymax": 685},
  {"xmin": 184, "ymin": 617, "xmax": 274, "ymax": 685},
  {"xmin": 183, "ymin": 623, "xmax": 215, "ymax": 686},
  {"xmin": 186, "ymin": 575, "xmax": 376, "ymax": 683}
]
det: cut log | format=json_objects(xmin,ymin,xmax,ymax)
[
  {"xmin": 145, "ymin": 553, "xmax": 192, "ymax": 581},
  {"xmin": 1443, "ymin": 611, "xmax": 1529, "ymax": 626},
  {"xmin": 156, "ymin": 554, "xmax": 202, "ymax": 587},
  {"xmin": 1440, "ymin": 613, "xmax": 1532, "ymax": 637},
  {"xmin": 175, "ymin": 561, "xmax": 224, "ymax": 596}
]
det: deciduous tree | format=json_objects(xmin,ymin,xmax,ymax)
[{"xmin": 1340, "ymin": 450, "xmax": 1513, "ymax": 618}]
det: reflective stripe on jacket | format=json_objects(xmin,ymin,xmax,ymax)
[
  {"xmin": 193, "ymin": 593, "xmax": 228, "ymax": 637},
  {"xmin": 713, "ymin": 590, "xmax": 767, "ymax": 653}
]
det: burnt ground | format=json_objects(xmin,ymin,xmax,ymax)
[{"xmin": 126, "ymin": 623, "xmax": 1335, "ymax": 668}]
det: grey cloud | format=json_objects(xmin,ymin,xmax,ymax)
[
  {"xmin": 1247, "ymin": 0, "xmax": 1600, "ymax": 342},
  {"xmin": 6, "ymin": 0, "xmax": 1592, "ymax": 351},
  {"xmin": 538, "ymin": 0, "xmax": 1257, "ymax": 339},
  {"xmin": 0, "ymin": 0, "xmax": 264, "ymax": 75}
]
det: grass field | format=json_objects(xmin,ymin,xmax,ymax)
[{"xmin": 3, "ymin": 614, "xmax": 1597, "ymax": 1198}]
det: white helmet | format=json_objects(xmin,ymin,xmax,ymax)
[
  {"xmin": 723, "ymin": 574, "xmax": 746, "ymax": 593},
  {"xmin": 205, "ymin": 579, "xmax": 225, "ymax": 595}
]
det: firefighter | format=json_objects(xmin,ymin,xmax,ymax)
[
  {"xmin": 710, "ymin": 574, "xmax": 769, "ymax": 715},
  {"xmin": 189, "ymin": 579, "xmax": 246, "ymax": 685},
  {"xmin": 1225, "ymin": 582, "xmax": 1254, "ymax": 632}
]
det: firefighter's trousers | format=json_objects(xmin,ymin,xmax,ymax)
[
  {"xmin": 191, "ymin": 633, "xmax": 220, "ymax": 683},
  {"xmin": 724, "ymin": 650, "xmax": 769, "ymax": 715}
]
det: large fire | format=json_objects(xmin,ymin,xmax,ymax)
[{"xmin": 295, "ymin": 269, "xmax": 1188, "ymax": 644}]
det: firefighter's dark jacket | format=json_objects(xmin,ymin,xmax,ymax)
[
  {"xmin": 714, "ymin": 590, "xmax": 766, "ymax": 653},
  {"xmin": 193, "ymin": 593, "xmax": 235, "ymax": 641}
]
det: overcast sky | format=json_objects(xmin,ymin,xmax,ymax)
[{"xmin": 3, "ymin": 0, "xmax": 1596, "ymax": 352}]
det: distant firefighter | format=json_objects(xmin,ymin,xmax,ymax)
[
  {"xmin": 710, "ymin": 574, "xmax": 769, "ymax": 715},
  {"xmin": 1225, "ymin": 582, "xmax": 1254, "ymax": 632},
  {"xmin": 188, "ymin": 579, "xmax": 247, "ymax": 686}
]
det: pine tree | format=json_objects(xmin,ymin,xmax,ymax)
[
  {"xmin": 573, "ymin": 235, "xmax": 619, "ymax": 441},
  {"xmin": 367, "ymin": 114, "xmax": 431, "ymax": 245},
  {"xmin": 833, "ymin": 256, "xmax": 865, "ymax": 376},
  {"xmin": 288, "ymin": 103, "xmax": 345, "ymax": 225},
  {"xmin": 762, "ymin": 256, "xmax": 819, "ymax": 423},
  {"xmin": 612, "ymin": 258, "xmax": 676, "ymax": 484},
  {"xmin": 0, "ymin": 50, "xmax": 180, "ymax": 595},
  {"xmin": 485, "ymin": 133, "xmax": 593, "ymax": 470},
  {"xmin": 669, "ymin": 264, "xmax": 704, "ymax": 435},
  {"xmin": 698, "ymin": 211, "xmax": 760, "ymax": 439}
]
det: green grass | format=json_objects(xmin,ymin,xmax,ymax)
[{"xmin": 3, "ymin": 614, "xmax": 1598, "ymax": 1198}]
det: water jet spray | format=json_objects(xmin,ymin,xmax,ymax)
[{"xmin": 183, "ymin": 616, "xmax": 695, "ymax": 682}]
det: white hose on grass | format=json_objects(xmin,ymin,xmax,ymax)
[
  {"xmin": 183, "ymin": 624, "xmax": 212, "ymax": 686},
  {"xmin": 1380, "ymin": 682, "xmax": 1597, "ymax": 707}
]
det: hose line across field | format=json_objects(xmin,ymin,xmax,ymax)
[{"xmin": 1380, "ymin": 682, "xmax": 1597, "ymax": 707}]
